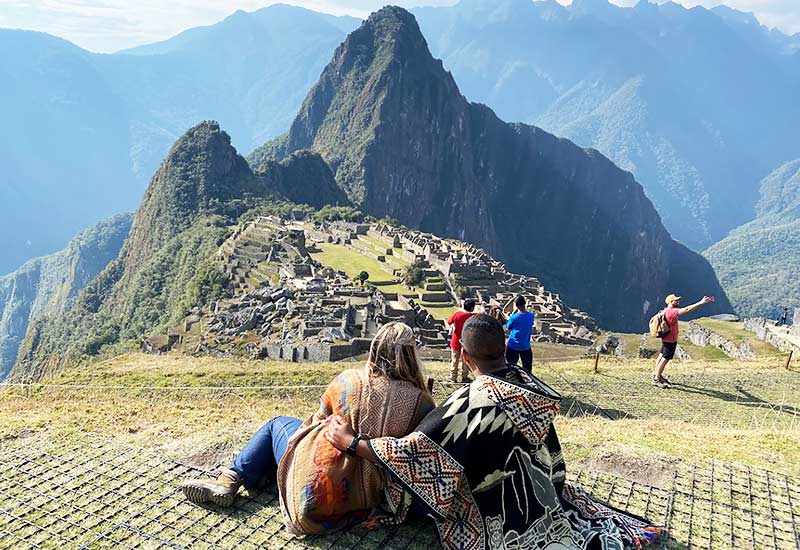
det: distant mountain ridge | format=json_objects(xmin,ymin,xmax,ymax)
[
  {"xmin": 5, "ymin": 0, "xmax": 800, "ymax": 275},
  {"xmin": 705, "ymin": 159, "xmax": 800, "ymax": 319},
  {"xmin": 251, "ymin": 6, "xmax": 731, "ymax": 331},
  {"xmin": 0, "ymin": 213, "xmax": 132, "ymax": 380},
  {"xmin": 411, "ymin": 0, "xmax": 800, "ymax": 249},
  {"xmin": 1, "ymin": 4, "xmax": 359, "ymax": 275}
]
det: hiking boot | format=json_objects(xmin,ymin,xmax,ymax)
[
  {"xmin": 181, "ymin": 468, "xmax": 242, "ymax": 507},
  {"xmin": 651, "ymin": 376, "xmax": 668, "ymax": 389}
]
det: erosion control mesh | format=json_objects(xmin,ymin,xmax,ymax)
[{"xmin": 0, "ymin": 438, "xmax": 798, "ymax": 549}]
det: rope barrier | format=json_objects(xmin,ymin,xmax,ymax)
[
  {"xmin": 0, "ymin": 382, "xmax": 329, "ymax": 391},
  {"xmin": 2, "ymin": 382, "xmax": 798, "ymax": 406}
]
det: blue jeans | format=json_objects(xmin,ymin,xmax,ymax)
[{"xmin": 230, "ymin": 416, "xmax": 302, "ymax": 489}]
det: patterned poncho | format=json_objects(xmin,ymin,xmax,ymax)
[
  {"xmin": 368, "ymin": 366, "xmax": 661, "ymax": 550},
  {"xmin": 277, "ymin": 366, "xmax": 435, "ymax": 535}
]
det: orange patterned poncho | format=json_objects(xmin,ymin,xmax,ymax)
[{"xmin": 276, "ymin": 366, "xmax": 435, "ymax": 535}]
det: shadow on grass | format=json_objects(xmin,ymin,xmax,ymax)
[
  {"xmin": 560, "ymin": 396, "xmax": 637, "ymax": 420},
  {"xmin": 668, "ymin": 382, "xmax": 800, "ymax": 417}
]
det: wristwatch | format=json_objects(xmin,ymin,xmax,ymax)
[{"xmin": 346, "ymin": 434, "xmax": 363, "ymax": 456}]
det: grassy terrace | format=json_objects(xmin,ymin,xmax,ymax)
[
  {"xmin": 3, "ymin": 352, "xmax": 799, "ymax": 475},
  {"xmin": 308, "ymin": 243, "xmax": 455, "ymax": 320},
  {"xmin": 693, "ymin": 318, "xmax": 786, "ymax": 357},
  {"xmin": 2, "ymin": 352, "xmax": 800, "ymax": 548},
  {"xmin": 309, "ymin": 242, "xmax": 402, "ymax": 288},
  {"xmin": 599, "ymin": 330, "xmax": 746, "ymax": 362}
]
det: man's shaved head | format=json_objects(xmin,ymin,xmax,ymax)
[{"xmin": 461, "ymin": 314, "xmax": 506, "ymax": 365}]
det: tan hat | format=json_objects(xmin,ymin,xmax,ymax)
[{"xmin": 665, "ymin": 294, "xmax": 681, "ymax": 305}]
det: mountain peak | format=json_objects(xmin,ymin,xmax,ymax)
[
  {"xmin": 251, "ymin": 5, "xmax": 459, "ymax": 201},
  {"xmin": 249, "ymin": 6, "xmax": 731, "ymax": 330},
  {"xmin": 352, "ymin": 5, "xmax": 432, "ymax": 61},
  {"xmin": 125, "ymin": 120, "xmax": 260, "ymax": 271}
]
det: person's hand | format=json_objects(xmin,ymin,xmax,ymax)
[
  {"xmin": 325, "ymin": 415, "xmax": 355, "ymax": 451},
  {"xmin": 702, "ymin": 296, "xmax": 715, "ymax": 304}
]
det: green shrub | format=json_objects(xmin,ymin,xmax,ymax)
[{"xmin": 403, "ymin": 260, "xmax": 425, "ymax": 287}]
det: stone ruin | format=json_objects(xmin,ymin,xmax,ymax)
[
  {"xmin": 143, "ymin": 216, "xmax": 598, "ymax": 362},
  {"xmin": 743, "ymin": 310, "xmax": 800, "ymax": 355},
  {"xmin": 368, "ymin": 223, "xmax": 596, "ymax": 346}
]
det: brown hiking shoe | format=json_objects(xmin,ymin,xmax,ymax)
[{"xmin": 181, "ymin": 468, "xmax": 242, "ymax": 507}]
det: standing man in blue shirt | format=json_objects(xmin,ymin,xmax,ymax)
[{"xmin": 505, "ymin": 295, "xmax": 535, "ymax": 373}]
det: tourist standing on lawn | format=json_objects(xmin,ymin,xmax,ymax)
[
  {"xmin": 505, "ymin": 295, "xmax": 535, "ymax": 373},
  {"xmin": 447, "ymin": 298, "xmax": 476, "ymax": 382},
  {"xmin": 653, "ymin": 293, "xmax": 715, "ymax": 388},
  {"xmin": 778, "ymin": 307, "xmax": 789, "ymax": 326}
]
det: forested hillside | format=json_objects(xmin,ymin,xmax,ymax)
[{"xmin": 705, "ymin": 160, "xmax": 800, "ymax": 318}]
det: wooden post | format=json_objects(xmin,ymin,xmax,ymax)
[
  {"xmin": 427, "ymin": 376, "xmax": 435, "ymax": 393},
  {"xmin": 786, "ymin": 350, "xmax": 794, "ymax": 370},
  {"xmin": 594, "ymin": 351, "xmax": 600, "ymax": 374}
]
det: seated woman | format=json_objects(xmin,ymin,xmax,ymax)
[
  {"xmin": 327, "ymin": 315, "xmax": 661, "ymax": 549},
  {"xmin": 181, "ymin": 322, "xmax": 435, "ymax": 535}
]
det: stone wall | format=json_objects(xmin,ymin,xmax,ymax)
[
  {"xmin": 743, "ymin": 317, "xmax": 800, "ymax": 354},
  {"xmin": 686, "ymin": 321, "xmax": 755, "ymax": 360}
]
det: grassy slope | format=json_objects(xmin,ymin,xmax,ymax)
[
  {"xmin": 693, "ymin": 318, "xmax": 785, "ymax": 357},
  {"xmin": 3, "ymin": 352, "xmax": 799, "ymax": 478}
]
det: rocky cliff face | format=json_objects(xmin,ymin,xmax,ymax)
[
  {"xmin": 411, "ymin": 0, "xmax": 800, "ymax": 249},
  {"xmin": 254, "ymin": 150, "xmax": 349, "ymax": 208},
  {"xmin": 250, "ymin": 6, "xmax": 731, "ymax": 331},
  {"xmin": 0, "ymin": 213, "xmax": 132, "ymax": 380}
]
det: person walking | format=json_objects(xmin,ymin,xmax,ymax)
[
  {"xmin": 446, "ymin": 298, "xmax": 476, "ymax": 382},
  {"xmin": 505, "ymin": 295, "xmax": 535, "ymax": 374},
  {"xmin": 653, "ymin": 293, "xmax": 714, "ymax": 388}
]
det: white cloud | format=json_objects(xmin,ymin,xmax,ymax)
[{"xmin": 0, "ymin": 0, "xmax": 796, "ymax": 53}]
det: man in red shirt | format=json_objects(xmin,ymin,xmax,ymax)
[
  {"xmin": 447, "ymin": 298, "xmax": 476, "ymax": 382},
  {"xmin": 654, "ymin": 293, "xmax": 714, "ymax": 388}
]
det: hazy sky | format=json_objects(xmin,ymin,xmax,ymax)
[{"xmin": 1, "ymin": 0, "xmax": 798, "ymax": 53}]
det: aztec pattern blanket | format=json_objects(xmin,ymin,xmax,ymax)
[
  {"xmin": 369, "ymin": 366, "xmax": 662, "ymax": 550},
  {"xmin": 277, "ymin": 366, "xmax": 435, "ymax": 535}
]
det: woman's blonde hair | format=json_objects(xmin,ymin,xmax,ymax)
[{"xmin": 366, "ymin": 322, "xmax": 428, "ymax": 394}]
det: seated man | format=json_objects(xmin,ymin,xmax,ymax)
[{"xmin": 327, "ymin": 315, "xmax": 661, "ymax": 549}]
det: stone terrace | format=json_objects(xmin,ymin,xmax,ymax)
[
  {"xmin": 144, "ymin": 217, "xmax": 600, "ymax": 363},
  {"xmin": 369, "ymin": 223, "xmax": 596, "ymax": 346}
]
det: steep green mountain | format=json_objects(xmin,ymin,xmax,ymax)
[
  {"xmin": 11, "ymin": 122, "xmax": 346, "ymax": 381},
  {"xmin": 0, "ymin": 213, "xmax": 132, "ymax": 380},
  {"xmin": 705, "ymin": 160, "xmax": 800, "ymax": 319},
  {"xmin": 1, "ymin": 5, "xmax": 359, "ymax": 275},
  {"xmin": 411, "ymin": 0, "xmax": 800, "ymax": 249},
  {"xmin": 250, "ymin": 6, "xmax": 731, "ymax": 332}
]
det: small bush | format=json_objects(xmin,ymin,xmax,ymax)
[{"xmin": 403, "ymin": 261, "xmax": 425, "ymax": 287}]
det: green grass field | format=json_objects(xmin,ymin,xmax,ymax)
[
  {"xmin": 3, "ymin": 351, "xmax": 800, "ymax": 548},
  {"xmin": 310, "ymin": 243, "xmax": 455, "ymax": 313},
  {"xmin": 310, "ymin": 243, "xmax": 394, "ymax": 282},
  {"xmin": 693, "ymin": 318, "xmax": 786, "ymax": 357}
]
